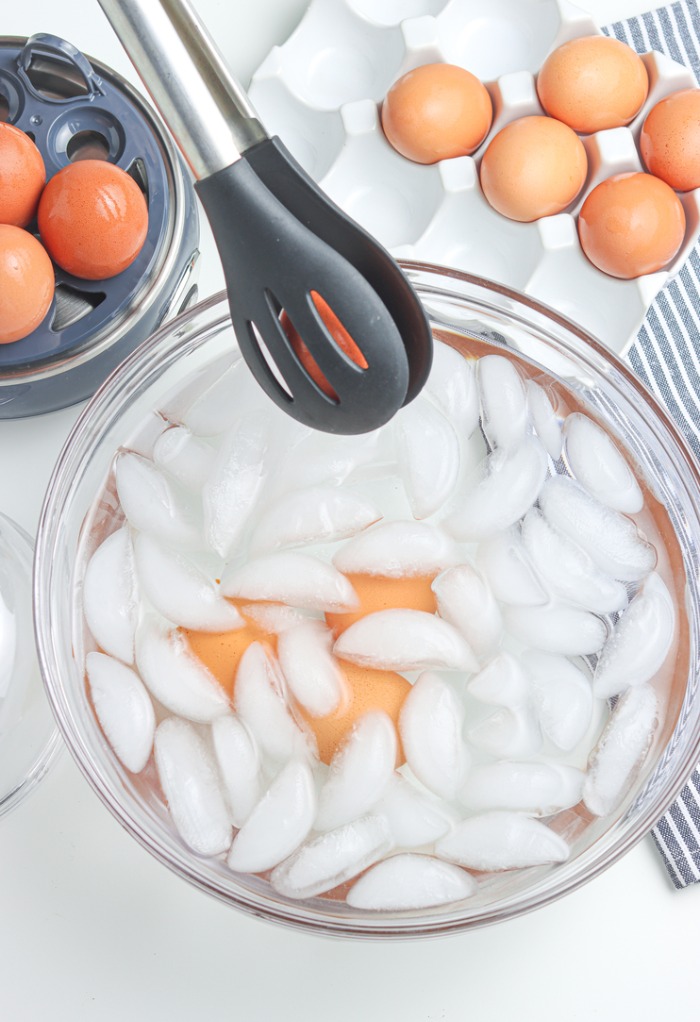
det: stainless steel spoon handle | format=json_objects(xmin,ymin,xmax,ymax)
[{"xmin": 97, "ymin": 0, "xmax": 267, "ymax": 180}]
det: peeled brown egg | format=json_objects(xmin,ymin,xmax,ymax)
[
  {"xmin": 640, "ymin": 88, "xmax": 700, "ymax": 192},
  {"xmin": 0, "ymin": 224, "xmax": 54, "ymax": 343},
  {"xmin": 537, "ymin": 35, "xmax": 648, "ymax": 134},
  {"xmin": 37, "ymin": 159, "xmax": 148, "ymax": 280},
  {"xmin": 577, "ymin": 172, "xmax": 686, "ymax": 279},
  {"xmin": 381, "ymin": 62, "xmax": 493, "ymax": 164},
  {"xmin": 0, "ymin": 122, "xmax": 46, "ymax": 228},
  {"xmin": 479, "ymin": 115, "xmax": 588, "ymax": 222}
]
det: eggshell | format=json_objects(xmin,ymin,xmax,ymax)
[
  {"xmin": 281, "ymin": 291, "xmax": 367, "ymax": 400},
  {"xmin": 577, "ymin": 171, "xmax": 686, "ymax": 279},
  {"xmin": 479, "ymin": 115, "xmax": 588, "ymax": 222},
  {"xmin": 37, "ymin": 159, "xmax": 148, "ymax": 279},
  {"xmin": 640, "ymin": 88, "xmax": 700, "ymax": 192},
  {"xmin": 537, "ymin": 35, "xmax": 648, "ymax": 134},
  {"xmin": 181, "ymin": 621, "xmax": 275, "ymax": 697},
  {"xmin": 381, "ymin": 62, "xmax": 493, "ymax": 164},
  {"xmin": 0, "ymin": 224, "xmax": 54, "ymax": 343},
  {"xmin": 325, "ymin": 572, "xmax": 438, "ymax": 635},
  {"xmin": 298, "ymin": 660, "xmax": 411, "ymax": 765},
  {"xmin": 0, "ymin": 123, "xmax": 46, "ymax": 228}
]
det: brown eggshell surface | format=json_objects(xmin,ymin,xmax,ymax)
[
  {"xmin": 640, "ymin": 88, "xmax": 700, "ymax": 192},
  {"xmin": 0, "ymin": 122, "xmax": 46, "ymax": 228},
  {"xmin": 0, "ymin": 224, "xmax": 54, "ymax": 343},
  {"xmin": 38, "ymin": 159, "xmax": 148, "ymax": 280},
  {"xmin": 577, "ymin": 171, "xmax": 686, "ymax": 279},
  {"xmin": 479, "ymin": 115, "xmax": 588, "ymax": 222},
  {"xmin": 381, "ymin": 62, "xmax": 493, "ymax": 164},
  {"xmin": 537, "ymin": 35, "xmax": 649, "ymax": 134}
]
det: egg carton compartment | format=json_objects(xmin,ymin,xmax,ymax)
[{"xmin": 249, "ymin": 0, "xmax": 700, "ymax": 355}]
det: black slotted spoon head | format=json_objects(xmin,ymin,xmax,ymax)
[{"xmin": 98, "ymin": 0, "xmax": 433, "ymax": 435}]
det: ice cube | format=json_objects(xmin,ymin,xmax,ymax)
[
  {"xmin": 374, "ymin": 773, "xmax": 455, "ymax": 848},
  {"xmin": 526, "ymin": 380, "xmax": 562, "ymax": 460},
  {"xmin": 432, "ymin": 564, "xmax": 502, "ymax": 661},
  {"xmin": 115, "ymin": 451, "xmax": 201, "ymax": 549},
  {"xmin": 85, "ymin": 651, "xmax": 155, "ymax": 773},
  {"xmin": 315, "ymin": 712, "xmax": 396, "ymax": 831},
  {"xmin": 436, "ymin": 811, "xmax": 569, "ymax": 870},
  {"xmin": 446, "ymin": 436, "xmax": 548, "ymax": 541},
  {"xmin": 521, "ymin": 508, "xmax": 628, "ymax": 614},
  {"xmin": 593, "ymin": 573, "xmax": 676, "ymax": 699},
  {"xmin": 222, "ymin": 551, "xmax": 359, "ymax": 613},
  {"xmin": 503, "ymin": 603, "xmax": 607, "ymax": 656},
  {"xmin": 234, "ymin": 642, "xmax": 311, "ymax": 763},
  {"xmin": 154, "ymin": 717, "xmax": 232, "ymax": 855},
  {"xmin": 249, "ymin": 485, "xmax": 381, "ymax": 553},
  {"xmin": 334, "ymin": 609, "xmax": 479, "ymax": 672},
  {"xmin": 394, "ymin": 399, "xmax": 461, "ymax": 519},
  {"xmin": 346, "ymin": 852, "xmax": 477, "ymax": 910},
  {"xmin": 270, "ymin": 815, "xmax": 394, "ymax": 899},
  {"xmin": 563, "ymin": 413, "xmax": 643, "ymax": 514},
  {"xmin": 153, "ymin": 425, "xmax": 216, "ymax": 491},
  {"xmin": 478, "ymin": 354, "xmax": 528, "ymax": 452},
  {"xmin": 467, "ymin": 705, "xmax": 541, "ymax": 758},
  {"xmin": 201, "ymin": 412, "xmax": 269, "ymax": 558},
  {"xmin": 227, "ymin": 759, "xmax": 317, "ymax": 873},
  {"xmin": 182, "ymin": 360, "xmax": 246, "ymax": 436},
  {"xmin": 277, "ymin": 620, "xmax": 344, "ymax": 717},
  {"xmin": 521, "ymin": 650, "xmax": 593, "ymax": 752},
  {"xmin": 475, "ymin": 529, "xmax": 548, "ymax": 607},
  {"xmin": 135, "ymin": 617, "xmax": 230, "ymax": 722},
  {"xmin": 460, "ymin": 761, "xmax": 584, "ymax": 815},
  {"xmin": 134, "ymin": 534, "xmax": 244, "ymax": 631},
  {"xmin": 271, "ymin": 429, "xmax": 384, "ymax": 494},
  {"xmin": 423, "ymin": 339, "xmax": 480, "ymax": 439},
  {"xmin": 539, "ymin": 476, "xmax": 656, "ymax": 582},
  {"xmin": 239, "ymin": 602, "xmax": 311, "ymax": 634},
  {"xmin": 467, "ymin": 652, "xmax": 531, "ymax": 707},
  {"xmin": 399, "ymin": 672, "xmax": 470, "ymax": 799},
  {"xmin": 332, "ymin": 520, "xmax": 460, "ymax": 578},
  {"xmin": 83, "ymin": 526, "xmax": 138, "ymax": 664},
  {"xmin": 211, "ymin": 714, "xmax": 263, "ymax": 828},
  {"xmin": 583, "ymin": 684, "xmax": 659, "ymax": 816}
]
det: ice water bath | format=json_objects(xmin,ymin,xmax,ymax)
[{"xmin": 71, "ymin": 311, "xmax": 689, "ymax": 914}]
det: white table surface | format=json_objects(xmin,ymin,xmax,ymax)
[{"xmin": 2, "ymin": 2, "xmax": 698, "ymax": 1019}]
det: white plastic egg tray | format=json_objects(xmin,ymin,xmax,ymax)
[{"xmin": 248, "ymin": 0, "xmax": 700, "ymax": 355}]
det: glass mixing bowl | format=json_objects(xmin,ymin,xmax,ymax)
[{"xmin": 33, "ymin": 265, "xmax": 700, "ymax": 938}]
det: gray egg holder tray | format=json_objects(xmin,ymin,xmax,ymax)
[{"xmin": 0, "ymin": 34, "xmax": 199, "ymax": 416}]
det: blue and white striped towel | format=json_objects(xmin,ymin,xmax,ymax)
[{"xmin": 603, "ymin": 1, "xmax": 700, "ymax": 888}]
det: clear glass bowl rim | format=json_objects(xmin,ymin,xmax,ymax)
[{"xmin": 33, "ymin": 263, "xmax": 700, "ymax": 939}]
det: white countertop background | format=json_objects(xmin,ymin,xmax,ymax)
[{"xmin": 2, "ymin": 2, "xmax": 698, "ymax": 1019}]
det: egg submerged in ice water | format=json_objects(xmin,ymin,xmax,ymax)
[{"xmin": 76, "ymin": 323, "xmax": 680, "ymax": 918}]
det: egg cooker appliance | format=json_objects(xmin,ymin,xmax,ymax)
[{"xmin": 0, "ymin": 33, "xmax": 200, "ymax": 418}]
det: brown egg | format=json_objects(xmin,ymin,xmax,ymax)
[
  {"xmin": 325, "ymin": 572, "xmax": 438, "ymax": 635},
  {"xmin": 280, "ymin": 291, "xmax": 367, "ymax": 400},
  {"xmin": 381, "ymin": 62, "xmax": 493, "ymax": 164},
  {"xmin": 578, "ymin": 172, "xmax": 686, "ymax": 279},
  {"xmin": 180, "ymin": 621, "xmax": 275, "ymax": 697},
  {"xmin": 640, "ymin": 88, "xmax": 700, "ymax": 192},
  {"xmin": 298, "ymin": 660, "xmax": 411, "ymax": 765},
  {"xmin": 37, "ymin": 159, "xmax": 148, "ymax": 280},
  {"xmin": 0, "ymin": 224, "xmax": 54, "ymax": 343},
  {"xmin": 0, "ymin": 122, "xmax": 46, "ymax": 228},
  {"xmin": 479, "ymin": 115, "xmax": 588, "ymax": 222},
  {"xmin": 537, "ymin": 35, "xmax": 648, "ymax": 134}
]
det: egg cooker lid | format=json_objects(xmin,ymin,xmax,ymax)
[{"xmin": 0, "ymin": 34, "xmax": 179, "ymax": 375}]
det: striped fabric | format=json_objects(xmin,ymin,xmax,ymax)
[{"xmin": 603, "ymin": 2, "xmax": 700, "ymax": 888}]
